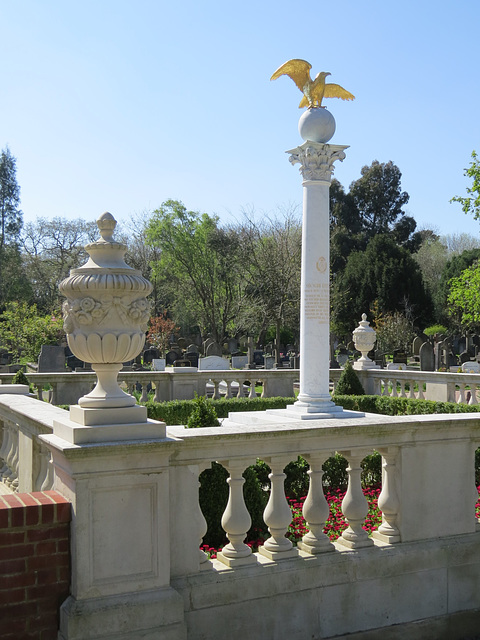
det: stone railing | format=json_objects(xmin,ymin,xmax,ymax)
[
  {"xmin": 2, "ymin": 392, "xmax": 480, "ymax": 637},
  {"xmin": 3, "ymin": 367, "xmax": 480, "ymax": 408},
  {"xmin": 0, "ymin": 369, "xmax": 299, "ymax": 406}
]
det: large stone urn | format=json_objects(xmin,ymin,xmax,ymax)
[
  {"xmin": 59, "ymin": 212, "xmax": 152, "ymax": 423},
  {"xmin": 352, "ymin": 313, "xmax": 379, "ymax": 370}
]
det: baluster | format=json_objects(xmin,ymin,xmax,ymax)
[
  {"xmin": 196, "ymin": 463, "xmax": 210, "ymax": 565},
  {"xmin": 0, "ymin": 422, "xmax": 11, "ymax": 481},
  {"xmin": 372, "ymin": 447, "xmax": 400, "ymax": 544},
  {"xmin": 337, "ymin": 449, "xmax": 373, "ymax": 549},
  {"xmin": 212, "ymin": 379, "xmax": 221, "ymax": 400},
  {"xmin": 469, "ymin": 384, "xmax": 478, "ymax": 405},
  {"xmin": 259, "ymin": 457, "xmax": 299, "ymax": 560},
  {"xmin": 216, "ymin": 460, "xmax": 256, "ymax": 567},
  {"xmin": 372, "ymin": 377, "xmax": 381, "ymax": 396},
  {"xmin": 297, "ymin": 454, "xmax": 334, "ymax": 554},
  {"xmin": 260, "ymin": 377, "xmax": 267, "ymax": 398},
  {"xmin": 417, "ymin": 381, "xmax": 425, "ymax": 400},
  {"xmin": 407, "ymin": 380, "xmax": 415, "ymax": 399},
  {"xmin": 236, "ymin": 379, "xmax": 245, "ymax": 398},
  {"xmin": 140, "ymin": 382, "xmax": 148, "ymax": 403},
  {"xmin": 224, "ymin": 380, "xmax": 233, "ymax": 399},
  {"xmin": 381, "ymin": 379, "xmax": 388, "ymax": 396},
  {"xmin": 389, "ymin": 378, "xmax": 397, "ymax": 398},
  {"xmin": 154, "ymin": 382, "xmax": 161, "ymax": 402},
  {"xmin": 35, "ymin": 442, "xmax": 53, "ymax": 491},
  {"xmin": 248, "ymin": 379, "xmax": 257, "ymax": 398},
  {"xmin": 399, "ymin": 380, "xmax": 406, "ymax": 398},
  {"xmin": 5, "ymin": 423, "xmax": 18, "ymax": 489},
  {"xmin": 458, "ymin": 383, "xmax": 466, "ymax": 404}
]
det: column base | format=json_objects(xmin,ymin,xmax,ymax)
[
  {"xmin": 216, "ymin": 551, "xmax": 258, "ymax": 567},
  {"xmin": 258, "ymin": 545, "xmax": 299, "ymax": 561},
  {"xmin": 58, "ymin": 589, "xmax": 187, "ymax": 640}
]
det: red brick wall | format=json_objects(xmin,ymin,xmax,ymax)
[{"xmin": 0, "ymin": 491, "xmax": 71, "ymax": 640}]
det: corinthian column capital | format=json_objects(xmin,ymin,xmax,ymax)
[{"xmin": 287, "ymin": 141, "xmax": 349, "ymax": 182}]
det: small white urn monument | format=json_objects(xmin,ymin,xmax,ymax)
[
  {"xmin": 352, "ymin": 314, "xmax": 379, "ymax": 370},
  {"xmin": 53, "ymin": 212, "xmax": 165, "ymax": 444}
]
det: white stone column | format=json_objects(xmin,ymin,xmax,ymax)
[{"xmin": 286, "ymin": 141, "xmax": 348, "ymax": 418}]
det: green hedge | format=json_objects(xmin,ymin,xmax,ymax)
[
  {"xmin": 144, "ymin": 396, "xmax": 295, "ymax": 425},
  {"xmin": 333, "ymin": 394, "xmax": 480, "ymax": 416}
]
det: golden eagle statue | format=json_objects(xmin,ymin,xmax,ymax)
[{"xmin": 270, "ymin": 59, "xmax": 355, "ymax": 108}]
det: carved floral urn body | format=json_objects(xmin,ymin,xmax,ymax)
[
  {"xmin": 352, "ymin": 313, "xmax": 379, "ymax": 370},
  {"xmin": 60, "ymin": 212, "xmax": 152, "ymax": 409}
]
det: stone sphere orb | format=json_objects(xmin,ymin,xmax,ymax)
[{"xmin": 298, "ymin": 108, "xmax": 336, "ymax": 143}]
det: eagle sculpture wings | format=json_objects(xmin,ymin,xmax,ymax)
[{"xmin": 270, "ymin": 59, "xmax": 355, "ymax": 108}]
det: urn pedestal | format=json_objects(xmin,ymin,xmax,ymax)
[{"xmin": 52, "ymin": 212, "xmax": 165, "ymax": 443}]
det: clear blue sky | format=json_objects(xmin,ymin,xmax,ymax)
[{"xmin": 1, "ymin": 0, "xmax": 479, "ymax": 237}]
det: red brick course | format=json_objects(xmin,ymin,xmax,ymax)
[{"xmin": 0, "ymin": 491, "xmax": 71, "ymax": 640}]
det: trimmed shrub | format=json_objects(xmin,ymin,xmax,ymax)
[
  {"xmin": 186, "ymin": 394, "xmax": 219, "ymax": 428},
  {"xmin": 11, "ymin": 369, "xmax": 29, "ymax": 386},
  {"xmin": 335, "ymin": 362, "xmax": 365, "ymax": 395}
]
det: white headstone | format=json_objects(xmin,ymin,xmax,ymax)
[
  {"xmin": 198, "ymin": 356, "xmax": 230, "ymax": 371},
  {"xmin": 462, "ymin": 361, "xmax": 480, "ymax": 373}
]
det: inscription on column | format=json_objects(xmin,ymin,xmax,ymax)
[{"xmin": 304, "ymin": 283, "xmax": 329, "ymax": 323}]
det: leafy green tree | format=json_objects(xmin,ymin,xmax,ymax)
[
  {"xmin": 451, "ymin": 151, "xmax": 480, "ymax": 220},
  {"xmin": 145, "ymin": 200, "xmax": 244, "ymax": 344},
  {"xmin": 331, "ymin": 234, "xmax": 432, "ymax": 334},
  {"xmin": 0, "ymin": 301, "xmax": 64, "ymax": 363},
  {"xmin": 447, "ymin": 260, "xmax": 480, "ymax": 330},
  {"xmin": 437, "ymin": 248, "xmax": 480, "ymax": 325}
]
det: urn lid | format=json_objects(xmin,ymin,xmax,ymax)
[
  {"xmin": 353, "ymin": 313, "xmax": 376, "ymax": 338},
  {"xmin": 59, "ymin": 212, "xmax": 152, "ymax": 297}
]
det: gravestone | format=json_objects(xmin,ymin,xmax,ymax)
[
  {"xmin": 165, "ymin": 350, "xmax": 179, "ymax": 366},
  {"xmin": 459, "ymin": 351, "xmax": 471, "ymax": 364},
  {"xmin": 337, "ymin": 345, "xmax": 349, "ymax": 367},
  {"xmin": 419, "ymin": 342, "xmax": 435, "ymax": 371},
  {"xmin": 198, "ymin": 356, "xmax": 230, "ymax": 370},
  {"xmin": 253, "ymin": 350, "xmax": 264, "ymax": 366},
  {"xmin": 264, "ymin": 355, "xmax": 275, "ymax": 369},
  {"xmin": 412, "ymin": 337, "xmax": 423, "ymax": 356},
  {"xmin": 202, "ymin": 337, "xmax": 215, "ymax": 354},
  {"xmin": 184, "ymin": 351, "xmax": 199, "ymax": 368},
  {"xmin": 174, "ymin": 359, "xmax": 192, "ymax": 367},
  {"xmin": 227, "ymin": 338, "xmax": 238, "ymax": 354},
  {"xmin": 152, "ymin": 358, "xmax": 166, "ymax": 371},
  {"xmin": 393, "ymin": 350, "xmax": 408, "ymax": 365},
  {"xmin": 38, "ymin": 345, "xmax": 66, "ymax": 373},
  {"xmin": 143, "ymin": 348, "xmax": 160, "ymax": 364},
  {"xmin": 231, "ymin": 355, "xmax": 248, "ymax": 369},
  {"xmin": 177, "ymin": 337, "xmax": 187, "ymax": 350},
  {"xmin": 386, "ymin": 363, "xmax": 407, "ymax": 371},
  {"xmin": 206, "ymin": 341, "xmax": 222, "ymax": 357},
  {"xmin": 186, "ymin": 344, "xmax": 199, "ymax": 353},
  {"xmin": 247, "ymin": 336, "xmax": 254, "ymax": 365},
  {"xmin": 462, "ymin": 361, "xmax": 480, "ymax": 373}
]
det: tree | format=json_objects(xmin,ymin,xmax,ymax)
[
  {"xmin": 331, "ymin": 234, "xmax": 432, "ymax": 335},
  {"xmin": 330, "ymin": 161, "xmax": 422, "ymax": 275},
  {"xmin": 451, "ymin": 151, "xmax": 480, "ymax": 220},
  {"xmin": 447, "ymin": 260, "xmax": 480, "ymax": 330},
  {"xmin": 0, "ymin": 301, "xmax": 64, "ymax": 363},
  {"xmin": 236, "ymin": 207, "xmax": 301, "ymax": 350},
  {"xmin": 0, "ymin": 147, "xmax": 27, "ymax": 306},
  {"xmin": 437, "ymin": 248, "xmax": 480, "ymax": 325},
  {"xmin": 147, "ymin": 312, "xmax": 179, "ymax": 355},
  {"xmin": 21, "ymin": 217, "xmax": 98, "ymax": 312},
  {"xmin": 0, "ymin": 147, "xmax": 22, "ymax": 252},
  {"xmin": 145, "ymin": 200, "xmax": 244, "ymax": 344}
]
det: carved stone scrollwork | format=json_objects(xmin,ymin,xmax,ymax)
[{"xmin": 287, "ymin": 141, "xmax": 348, "ymax": 182}]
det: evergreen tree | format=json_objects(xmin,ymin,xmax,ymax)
[{"xmin": 0, "ymin": 147, "xmax": 28, "ymax": 307}]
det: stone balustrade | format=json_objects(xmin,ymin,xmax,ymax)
[
  {"xmin": 1, "ymin": 392, "xmax": 480, "ymax": 638},
  {"xmin": 0, "ymin": 369, "xmax": 299, "ymax": 405},
  {"xmin": 2, "ymin": 367, "xmax": 480, "ymax": 408}
]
